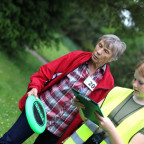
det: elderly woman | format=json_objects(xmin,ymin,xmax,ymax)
[{"xmin": 0, "ymin": 34, "xmax": 126, "ymax": 144}]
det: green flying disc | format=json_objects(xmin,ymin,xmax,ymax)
[{"xmin": 25, "ymin": 95, "xmax": 47, "ymax": 134}]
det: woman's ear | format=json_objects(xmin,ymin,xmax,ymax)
[
  {"xmin": 108, "ymin": 58, "xmax": 114, "ymax": 63},
  {"xmin": 109, "ymin": 57, "xmax": 117, "ymax": 62}
]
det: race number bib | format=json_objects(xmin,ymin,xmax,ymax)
[{"xmin": 84, "ymin": 76, "xmax": 97, "ymax": 91}]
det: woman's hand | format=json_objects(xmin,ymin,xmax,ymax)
[
  {"xmin": 73, "ymin": 96, "xmax": 85, "ymax": 109},
  {"xmin": 27, "ymin": 88, "xmax": 38, "ymax": 99},
  {"xmin": 73, "ymin": 97, "xmax": 87, "ymax": 121}
]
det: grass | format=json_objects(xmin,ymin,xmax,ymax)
[{"xmin": 0, "ymin": 51, "xmax": 43, "ymax": 143}]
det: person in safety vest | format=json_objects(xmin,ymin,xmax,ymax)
[
  {"xmin": 65, "ymin": 61, "xmax": 144, "ymax": 144},
  {"xmin": 0, "ymin": 34, "xmax": 126, "ymax": 144}
]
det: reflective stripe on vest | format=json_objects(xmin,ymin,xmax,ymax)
[{"xmin": 64, "ymin": 120, "xmax": 98, "ymax": 144}]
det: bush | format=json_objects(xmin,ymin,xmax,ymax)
[{"xmin": 0, "ymin": 0, "xmax": 70, "ymax": 55}]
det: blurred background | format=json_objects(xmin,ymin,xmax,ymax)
[{"xmin": 1, "ymin": 0, "xmax": 144, "ymax": 143}]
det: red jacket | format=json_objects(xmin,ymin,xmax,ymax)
[{"xmin": 18, "ymin": 51, "xmax": 114, "ymax": 143}]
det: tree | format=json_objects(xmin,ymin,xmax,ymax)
[
  {"xmin": 0, "ymin": 0, "xmax": 71, "ymax": 55},
  {"xmin": 62, "ymin": 0, "xmax": 144, "ymax": 50},
  {"xmin": 1, "ymin": 0, "xmax": 144, "ymax": 57}
]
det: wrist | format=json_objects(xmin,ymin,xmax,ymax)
[{"xmin": 107, "ymin": 126, "xmax": 117, "ymax": 135}]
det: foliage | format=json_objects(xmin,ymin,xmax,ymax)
[
  {"xmin": 62, "ymin": 0, "xmax": 144, "ymax": 50},
  {"xmin": 110, "ymin": 36, "xmax": 144, "ymax": 88},
  {"xmin": 0, "ymin": 0, "xmax": 71, "ymax": 55},
  {"xmin": 1, "ymin": 0, "xmax": 144, "ymax": 55}
]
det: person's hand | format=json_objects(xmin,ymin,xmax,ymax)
[
  {"xmin": 72, "ymin": 96, "xmax": 88, "ymax": 121},
  {"xmin": 94, "ymin": 112, "xmax": 115, "ymax": 132},
  {"xmin": 94, "ymin": 112, "xmax": 125, "ymax": 144},
  {"xmin": 27, "ymin": 88, "xmax": 38, "ymax": 99},
  {"xmin": 72, "ymin": 96, "xmax": 85, "ymax": 109}
]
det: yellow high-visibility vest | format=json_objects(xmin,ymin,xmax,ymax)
[{"xmin": 64, "ymin": 87, "xmax": 144, "ymax": 144}]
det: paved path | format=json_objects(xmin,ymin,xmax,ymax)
[{"xmin": 25, "ymin": 45, "xmax": 48, "ymax": 64}]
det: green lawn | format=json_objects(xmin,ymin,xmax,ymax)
[{"xmin": 0, "ymin": 51, "xmax": 42, "ymax": 143}]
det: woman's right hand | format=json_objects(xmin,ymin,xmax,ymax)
[
  {"xmin": 27, "ymin": 88, "xmax": 38, "ymax": 99},
  {"xmin": 73, "ymin": 96, "xmax": 85, "ymax": 109},
  {"xmin": 73, "ymin": 96, "xmax": 87, "ymax": 121}
]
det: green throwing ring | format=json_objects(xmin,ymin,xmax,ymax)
[{"xmin": 25, "ymin": 95, "xmax": 47, "ymax": 134}]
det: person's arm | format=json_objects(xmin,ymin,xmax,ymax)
[
  {"xmin": 27, "ymin": 51, "xmax": 84, "ymax": 93},
  {"xmin": 94, "ymin": 112, "xmax": 124, "ymax": 144},
  {"xmin": 28, "ymin": 59, "xmax": 66, "ymax": 92},
  {"xmin": 27, "ymin": 52, "xmax": 76, "ymax": 93},
  {"xmin": 129, "ymin": 133, "xmax": 144, "ymax": 144}
]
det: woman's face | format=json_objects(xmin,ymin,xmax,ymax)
[
  {"xmin": 91, "ymin": 39, "xmax": 114, "ymax": 66},
  {"xmin": 132, "ymin": 70, "xmax": 144, "ymax": 99}
]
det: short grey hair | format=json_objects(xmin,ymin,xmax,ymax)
[{"xmin": 97, "ymin": 34, "xmax": 126, "ymax": 61}]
